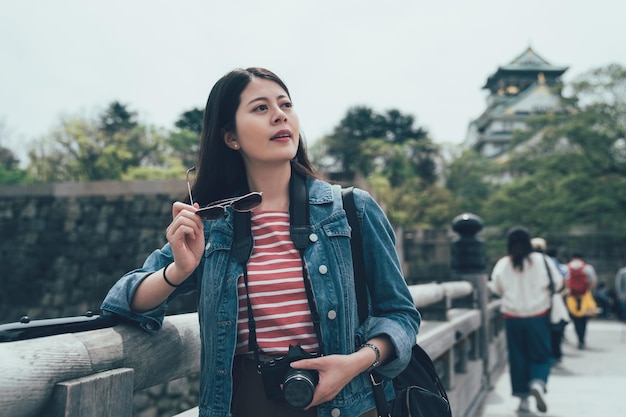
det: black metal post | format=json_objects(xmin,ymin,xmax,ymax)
[{"xmin": 450, "ymin": 213, "xmax": 492, "ymax": 388}]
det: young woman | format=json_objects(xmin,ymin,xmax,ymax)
[
  {"xmin": 101, "ymin": 67, "xmax": 420, "ymax": 417},
  {"xmin": 489, "ymin": 227, "xmax": 563, "ymax": 414}
]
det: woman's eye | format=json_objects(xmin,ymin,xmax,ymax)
[
  {"xmin": 281, "ymin": 102, "xmax": 293, "ymax": 109},
  {"xmin": 254, "ymin": 104, "xmax": 268, "ymax": 112}
]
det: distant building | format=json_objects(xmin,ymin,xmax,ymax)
[{"xmin": 464, "ymin": 47, "xmax": 571, "ymax": 158}]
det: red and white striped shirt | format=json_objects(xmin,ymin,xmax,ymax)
[{"xmin": 235, "ymin": 212, "xmax": 319, "ymax": 355}]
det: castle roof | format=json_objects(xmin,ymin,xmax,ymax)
[
  {"xmin": 483, "ymin": 46, "xmax": 568, "ymax": 90},
  {"xmin": 473, "ymin": 81, "xmax": 567, "ymax": 130}
]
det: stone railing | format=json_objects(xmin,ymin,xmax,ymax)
[{"xmin": 0, "ymin": 277, "xmax": 506, "ymax": 417}]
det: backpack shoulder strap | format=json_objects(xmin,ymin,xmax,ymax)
[
  {"xmin": 542, "ymin": 255, "xmax": 555, "ymax": 294},
  {"xmin": 341, "ymin": 189, "xmax": 392, "ymax": 417},
  {"xmin": 341, "ymin": 187, "xmax": 368, "ymax": 325}
]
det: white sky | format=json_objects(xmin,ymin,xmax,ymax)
[{"xmin": 1, "ymin": 0, "xmax": 623, "ymax": 162}]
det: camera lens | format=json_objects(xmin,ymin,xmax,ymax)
[{"xmin": 282, "ymin": 369, "xmax": 317, "ymax": 408}]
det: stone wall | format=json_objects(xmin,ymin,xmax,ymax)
[
  {"xmin": 0, "ymin": 180, "xmax": 200, "ymax": 323},
  {"xmin": 402, "ymin": 228, "xmax": 455, "ymax": 284},
  {"xmin": 0, "ymin": 179, "xmax": 198, "ymax": 417}
]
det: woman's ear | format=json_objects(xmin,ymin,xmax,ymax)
[{"xmin": 223, "ymin": 130, "xmax": 240, "ymax": 150}]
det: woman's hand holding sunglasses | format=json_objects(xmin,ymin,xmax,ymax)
[
  {"xmin": 165, "ymin": 167, "xmax": 264, "ymax": 286},
  {"xmin": 165, "ymin": 201, "xmax": 206, "ymax": 283}
]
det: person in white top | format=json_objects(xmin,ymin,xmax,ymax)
[{"xmin": 489, "ymin": 227, "xmax": 562, "ymax": 414}]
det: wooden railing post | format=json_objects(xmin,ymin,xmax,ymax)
[
  {"xmin": 0, "ymin": 314, "xmax": 200, "ymax": 417},
  {"xmin": 50, "ymin": 368, "xmax": 134, "ymax": 417},
  {"xmin": 460, "ymin": 273, "xmax": 491, "ymax": 385},
  {"xmin": 419, "ymin": 296, "xmax": 450, "ymax": 321}
]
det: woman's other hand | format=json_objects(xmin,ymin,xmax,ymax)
[{"xmin": 166, "ymin": 202, "xmax": 205, "ymax": 277}]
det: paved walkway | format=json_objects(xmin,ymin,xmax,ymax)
[{"xmin": 478, "ymin": 319, "xmax": 626, "ymax": 417}]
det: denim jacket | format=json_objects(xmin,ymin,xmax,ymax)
[{"xmin": 101, "ymin": 178, "xmax": 421, "ymax": 417}]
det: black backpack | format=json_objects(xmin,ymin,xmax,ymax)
[{"xmin": 342, "ymin": 187, "xmax": 452, "ymax": 417}]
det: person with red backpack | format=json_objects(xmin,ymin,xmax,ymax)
[{"xmin": 565, "ymin": 253, "xmax": 598, "ymax": 349}]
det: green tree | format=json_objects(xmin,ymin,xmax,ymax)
[
  {"xmin": 443, "ymin": 147, "xmax": 498, "ymax": 215},
  {"xmin": 313, "ymin": 106, "xmax": 454, "ymax": 227},
  {"xmin": 316, "ymin": 106, "xmax": 435, "ymax": 180},
  {"xmin": 321, "ymin": 106, "xmax": 381, "ymax": 176},
  {"xmin": 370, "ymin": 174, "xmax": 459, "ymax": 228},
  {"xmin": 0, "ymin": 145, "xmax": 29, "ymax": 184},
  {"xmin": 318, "ymin": 106, "xmax": 432, "ymax": 177},
  {"xmin": 482, "ymin": 63, "xmax": 626, "ymax": 234},
  {"xmin": 175, "ymin": 108, "xmax": 204, "ymax": 133},
  {"xmin": 99, "ymin": 101, "xmax": 139, "ymax": 136},
  {"xmin": 0, "ymin": 145, "xmax": 19, "ymax": 171},
  {"xmin": 168, "ymin": 108, "xmax": 203, "ymax": 169},
  {"xmin": 0, "ymin": 121, "xmax": 19, "ymax": 169},
  {"xmin": 0, "ymin": 121, "xmax": 30, "ymax": 184},
  {"xmin": 27, "ymin": 102, "xmax": 169, "ymax": 182}
]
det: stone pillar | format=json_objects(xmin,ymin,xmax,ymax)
[
  {"xmin": 450, "ymin": 213, "xmax": 492, "ymax": 387},
  {"xmin": 451, "ymin": 213, "xmax": 485, "ymax": 274}
]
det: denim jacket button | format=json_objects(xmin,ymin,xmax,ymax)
[
  {"xmin": 318, "ymin": 265, "xmax": 328, "ymax": 274},
  {"xmin": 327, "ymin": 310, "xmax": 337, "ymax": 320},
  {"xmin": 331, "ymin": 408, "xmax": 341, "ymax": 417},
  {"xmin": 309, "ymin": 233, "xmax": 318, "ymax": 243},
  {"xmin": 145, "ymin": 322, "xmax": 157, "ymax": 331}
]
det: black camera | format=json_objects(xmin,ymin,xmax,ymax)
[{"xmin": 259, "ymin": 344, "xmax": 321, "ymax": 408}]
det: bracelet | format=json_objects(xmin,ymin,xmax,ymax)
[
  {"xmin": 361, "ymin": 343, "xmax": 380, "ymax": 371},
  {"xmin": 162, "ymin": 263, "xmax": 181, "ymax": 288}
]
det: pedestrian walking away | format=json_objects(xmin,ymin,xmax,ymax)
[
  {"xmin": 532, "ymin": 240, "xmax": 569, "ymax": 365},
  {"xmin": 565, "ymin": 252, "xmax": 598, "ymax": 349},
  {"xmin": 489, "ymin": 228, "xmax": 563, "ymax": 414},
  {"xmin": 100, "ymin": 67, "xmax": 420, "ymax": 417}
]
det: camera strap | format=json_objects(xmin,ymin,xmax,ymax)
[{"xmin": 232, "ymin": 164, "xmax": 324, "ymax": 366}]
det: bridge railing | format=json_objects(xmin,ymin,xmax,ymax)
[{"xmin": 0, "ymin": 278, "xmax": 505, "ymax": 417}]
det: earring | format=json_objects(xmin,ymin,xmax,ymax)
[{"xmin": 233, "ymin": 143, "xmax": 239, "ymax": 149}]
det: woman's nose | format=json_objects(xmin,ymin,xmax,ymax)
[{"xmin": 272, "ymin": 108, "xmax": 287, "ymax": 124}]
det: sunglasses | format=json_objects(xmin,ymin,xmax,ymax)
[{"xmin": 186, "ymin": 167, "xmax": 263, "ymax": 220}]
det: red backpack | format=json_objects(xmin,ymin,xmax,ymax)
[{"xmin": 567, "ymin": 263, "xmax": 588, "ymax": 296}]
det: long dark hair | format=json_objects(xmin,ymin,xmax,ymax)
[
  {"xmin": 507, "ymin": 226, "xmax": 532, "ymax": 271},
  {"xmin": 189, "ymin": 67, "xmax": 318, "ymax": 205}
]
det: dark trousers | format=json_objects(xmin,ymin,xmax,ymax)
[
  {"xmin": 550, "ymin": 327, "xmax": 563, "ymax": 360},
  {"xmin": 504, "ymin": 315, "xmax": 552, "ymax": 397},
  {"xmin": 572, "ymin": 316, "xmax": 589, "ymax": 345}
]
